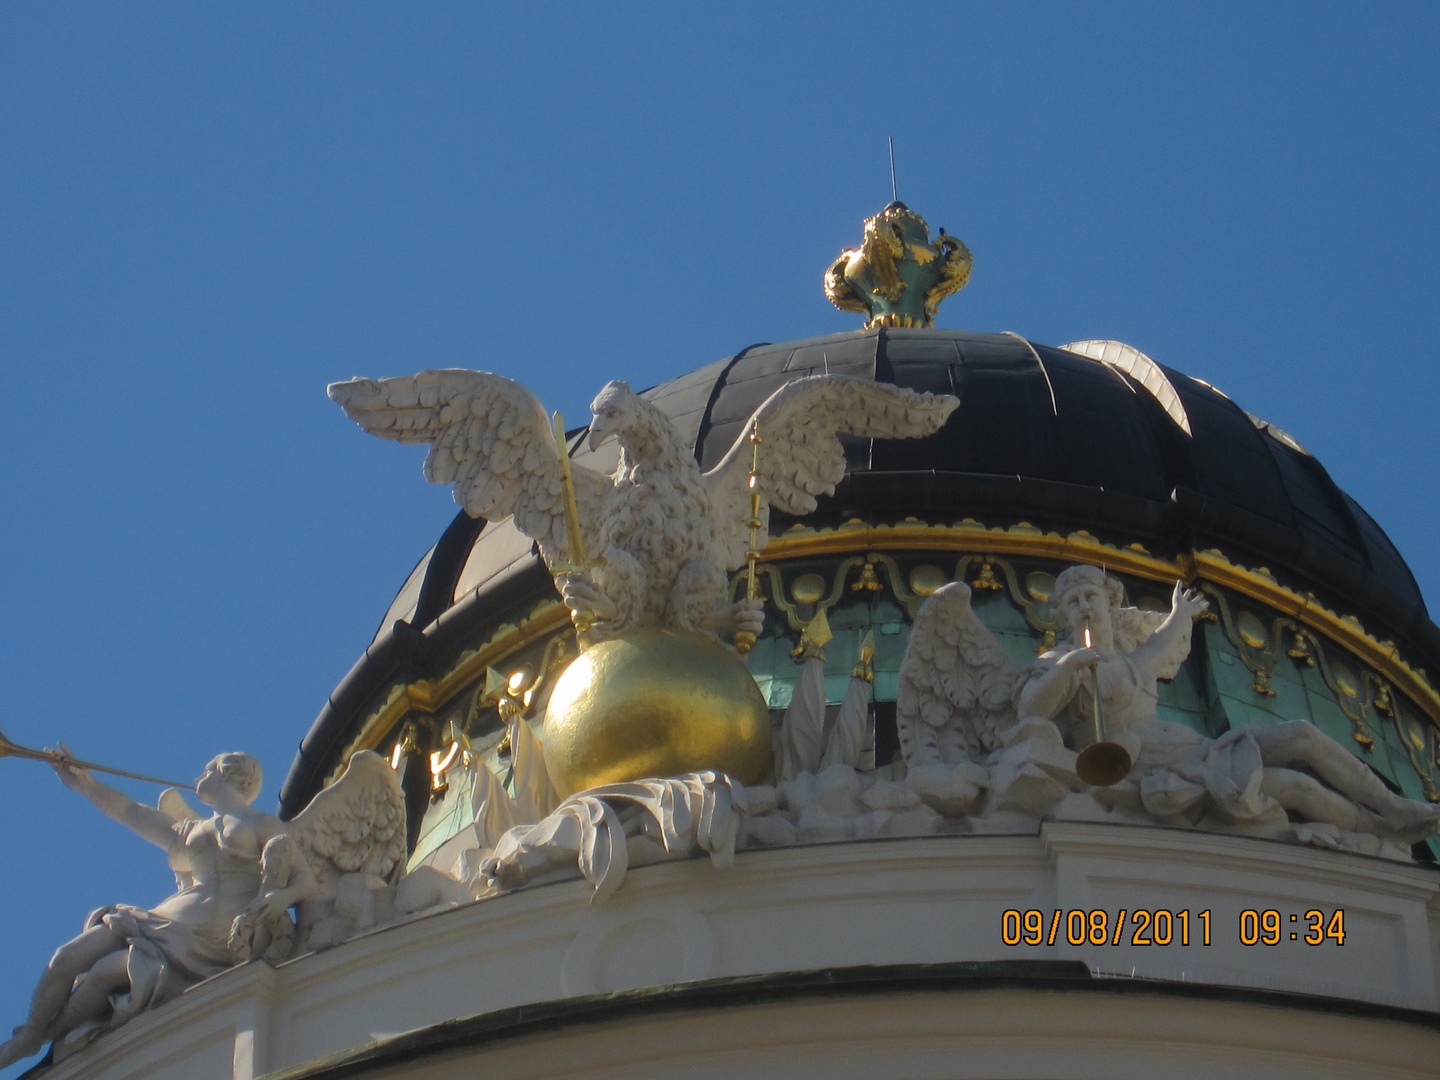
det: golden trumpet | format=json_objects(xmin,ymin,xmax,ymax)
[
  {"xmin": 1073, "ymin": 619, "xmax": 1133, "ymax": 787},
  {"xmin": 0, "ymin": 724, "xmax": 190, "ymax": 788}
]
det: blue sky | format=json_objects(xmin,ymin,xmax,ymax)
[{"xmin": 1, "ymin": 4, "xmax": 1437, "ymax": 1071}]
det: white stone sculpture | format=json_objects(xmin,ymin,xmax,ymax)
[
  {"xmin": 778, "ymin": 620, "xmax": 829, "ymax": 781},
  {"xmin": 777, "ymin": 618, "xmax": 875, "ymax": 781},
  {"xmin": 479, "ymin": 771, "xmax": 742, "ymax": 902},
  {"xmin": 0, "ymin": 747, "xmax": 470, "ymax": 1070},
  {"xmin": 897, "ymin": 581, "xmax": 1024, "ymax": 768},
  {"xmin": 0, "ymin": 753, "xmax": 282, "ymax": 1068},
  {"xmin": 753, "ymin": 765, "xmax": 942, "ymax": 846},
  {"xmin": 231, "ymin": 749, "xmax": 413, "ymax": 958},
  {"xmin": 417, "ymin": 565, "xmax": 1440, "ymax": 910},
  {"xmin": 328, "ymin": 371, "xmax": 958, "ymax": 644},
  {"xmin": 896, "ymin": 564, "xmax": 1440, "ymax": 857},
  {"xmin": 824, "ymin": 633, "xmax": 877, "ymax": 773}
]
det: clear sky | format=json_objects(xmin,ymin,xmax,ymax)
[{"xmin": 1, "ymin": 4, "xmax": 1437, "ymax": 1072}]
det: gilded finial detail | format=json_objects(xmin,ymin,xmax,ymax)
[
  {"xmin": 792, "ymin": 607, "xmax": 834, "ymax": 662},
  {"xmin": 852, "ymin": 629, "xmax": 877, "ymax": 682},
  {"xmin": 825, "ymin": 202, "xmax": 972, "ymax": 329}
]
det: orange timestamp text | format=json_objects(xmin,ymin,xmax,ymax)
[
  {"xmin": 1002, "ymin": 908, "xmax": 1210, "ymax": 946},
  {"xmin": 1001, "ymin": 908, "xmax": 1347, "ymax": 946}
]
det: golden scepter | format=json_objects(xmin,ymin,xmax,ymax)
[
  {"xmin": 1074, "ymin": 617, "xmax": 1133, "ymax": 787},
  {"xmin": 552, "ymin": 411, "xmax": 595, "ymax": 641},
  {"xmin": 0, "ymin": 724, "xmax": 190, "ymax": 787},
  {"xmin": 734, "ymin": 420, "xmax": 762, "ymax": 656}
]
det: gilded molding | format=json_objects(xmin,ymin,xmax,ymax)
[
  {"xmin": 335, "ymin": 518, "xmax": 1440, "ymax": 789},
  {"xmin": 328, "ymin": 601, "xmax": 572, "ymax": 784},
  {"xmin": 756, "ymin": 519, "xmax": 1440, "ymax": 731},
  {"xmin": 1199, "ymin": 585, "xmax": 1381, "ymax": 747},
  {"xmin": 762, "ymin": 518, "xmax": 1180, "ymax": 582},
  {"xmin": 1192, "ymin": 549, "xmax": 1440, "ymax": 733}
]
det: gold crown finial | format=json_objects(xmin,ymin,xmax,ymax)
[{"xmin": 824, "ymin": 202, "xmax": 972, "ymax": 329}]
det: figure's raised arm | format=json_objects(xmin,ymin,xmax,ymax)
[
  {"xmin": 52, "ymin": 753, "xmax": 182, "ymax": 852},
  {"xmin": 1130, "ymin": 581, "xmax": 1208, "ymax": 679}
]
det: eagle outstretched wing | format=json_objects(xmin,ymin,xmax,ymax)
[
  {"xmin": 896, "ymin": 582, "xmax": 1023, "ymax": 767},
  {"xmin": 329, "ymin": 369, "xmax": 610, "ymax": 567},
  {"xmin": 702, "ymin": 375, "xmax": 958, "ymax": 570}
]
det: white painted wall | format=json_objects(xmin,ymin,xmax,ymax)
[{"xmin": 38, "ymin": 824, "xmax": 1440, "ymax": 1080}]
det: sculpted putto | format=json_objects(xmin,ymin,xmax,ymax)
[
  {"xmin": 898, "ymin": 565, "xmax": 1440, "ymax": 854},
  {"xmin": 230, "ymin": 750, "xmax": 412, "ymax": 960},
  {"xmin": 0, "ymin": 753, "xmax": 282, "ymax": 1068},
  {"xmin": 329, "ymin": 371, "xmax": 958, "ymax": 643},
  {"xmin": 1, "ymin": 749, "xmax": 426, "ymax": 1070},
  {"xmin": 467, "ymin": 563, "xmax": 1440, "ymax": 903}
]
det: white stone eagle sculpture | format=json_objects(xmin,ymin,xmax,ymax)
[{"xmin": 329, "ymin": 370, "xmax": 959, "ymax": 642}]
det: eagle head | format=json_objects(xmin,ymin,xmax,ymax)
[{"xmin": 587, "ymin": 380, "xmax": 638, "ymax": 451}]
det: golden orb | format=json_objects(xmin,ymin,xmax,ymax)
[{"xmin": 542, "ymin": 628, "xmax": 772, "ymax": 799}]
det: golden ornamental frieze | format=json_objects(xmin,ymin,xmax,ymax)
[
  {"xmin": 1199, "ymin": 585, "xmax": 1437, "ymax": 800},
  {"xmin": 336, "ymin": 517, "xmax": 1440, "ymax": 788},
  {"xmin": 759, "ymin": 517, "xmax": 1179, "ymax": 581},
  {"xmin": 747, "ymin": 517, "xmax": 1440, "ymax": 731},
  {"xmin": 732, "ymin": 538, "xmax": 1434, "ymax": 775},
  {"xmin": 1200, "ymin": 586, "xmax": 1379, "ymax": 738}
]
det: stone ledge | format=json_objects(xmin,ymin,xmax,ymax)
[{"xmin": 32, "ymin": 825, "xmax": 1440, "ymax": 1080}]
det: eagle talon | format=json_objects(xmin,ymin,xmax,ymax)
[
  {"xmin": 558, "ymin": 573, "xmax": 616, "ymax": 625},
  {"xmin": 732, "ymin": 597, "xmax": 765, "ymax": 641}
]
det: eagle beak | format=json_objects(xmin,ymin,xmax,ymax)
[{"xmin": 587, "ymin": 417, "xmax": 612, "ymax": 451}]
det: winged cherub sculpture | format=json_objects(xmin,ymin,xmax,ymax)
[
  {"xmin": 329, "ymin": 371, "xmax": 959, "ymax": 643},
  {"xmin": 897, "ymin": 565, "xmax": 1440, "ymax": 855},
  {"xmin": 230, "ymin": 750, "xmax": 409, "ymax": 960},
  {"xmin": 0, "ymin": 753, "xmax": 282, "ymax": 1069},
  {"xmin": 0, "ymin": 747, "xmax": 433, "ymax": 1071}
]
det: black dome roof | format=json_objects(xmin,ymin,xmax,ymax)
[
  {"xmin": 280, "ymin": 327, "xmax": 1437, "ymax": 817},
  {"xmin": 686, "ymin": 329, "xmax": 1428, "ymax": 642}
]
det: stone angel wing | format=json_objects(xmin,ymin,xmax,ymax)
[
  {"xmin": 233, "ymin": 750, "xmax": 408, "ymax": 963},
  {"xmin": 283, "ymin": 749, "xmax": 409, "ymax": 894},
  {"xmin": 329, "ymin": 369, "xmax": 611, "ymax": 567},
  {"xmin": 702, "ymin": 375, "xmax": 959, "ymax": 570},
  {"xmin": 896, "ymin": 582, "xmax": 1023, "ymax": 767}
]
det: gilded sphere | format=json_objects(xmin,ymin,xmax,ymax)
[{"xmin": 542, "ymin": 628, "xmax": 772, "ymax": 799}]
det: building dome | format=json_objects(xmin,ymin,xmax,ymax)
[
  {"xmin": 281, "ymin": 326, "xmax": 1440, "ymax": 844},
  {"xmin": 36, "ymin": 204, "xmax": 1440, "ymax": 1080}
]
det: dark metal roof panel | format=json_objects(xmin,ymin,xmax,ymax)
[
  {"xmin": 1166, "ymin": 370, "xmax": 1294, "ymax": 528},
  {"xmin": 1342, "ymin": 491, "xmax": 1428, "ymax": 618}
]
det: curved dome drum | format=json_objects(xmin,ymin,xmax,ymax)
[{"xmin": 281, "ymin": 328, "xmax": 1440, "ymax": 852}]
